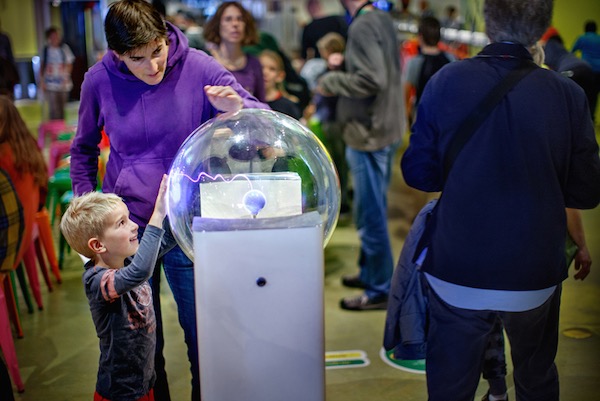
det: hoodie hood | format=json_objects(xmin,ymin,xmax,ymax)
[{"xmin": 102, "ymin": 21, "xmax": 189, "ymax": 83}]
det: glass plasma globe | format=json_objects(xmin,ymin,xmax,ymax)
[{"xmin": 167, "ymin": 109, "xmax": 341, "ymax": 260}]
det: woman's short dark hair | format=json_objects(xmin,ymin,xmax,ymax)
[
  {"xmin": 484, "ymin": 0, "xmax": 553, "ymax": 47},
  {"xmin": 203, "ymin": 2, "xmax": 259, "ymax": 47},
  {"xmin": 105, "ymin": 0, "xmax": 168, "ymax": 55}
]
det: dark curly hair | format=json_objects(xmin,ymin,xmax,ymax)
[{"xmin": 203, "ymin": 2, "xmax": 259, "ymax": 47}]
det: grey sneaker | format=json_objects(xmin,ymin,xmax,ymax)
[{"xmin": 481, "ymin": 391, "xmax": 508, "ymax": 401}]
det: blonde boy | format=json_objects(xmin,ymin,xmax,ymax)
[
  {"xmin": 259, "ymin": 50, "xmax": 302, "ymax": 120},
  {"xmin": 60, "ymin": 175, "xmax": 173, "ymax": 401}
]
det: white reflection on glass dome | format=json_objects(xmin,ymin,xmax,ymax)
[{"xmin": 167, "ymin": 109, "xmax": 341, "ymax": 260}]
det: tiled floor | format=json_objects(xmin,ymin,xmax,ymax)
[{"xmin": 8, "ymin": 100, "xmax": 600, "ymax": 400}]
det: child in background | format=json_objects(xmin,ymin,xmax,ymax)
[
  {"xmin": 39, "ymin": 26, "xmax": 75, "ymax": 120},
  {"xmin": 300, "ymin": 32, "xmax": 346, "ymax": 93},
  {"xmin": 60, "ymin": 175, "xmax": 175, "ymax": 401},
  {"xmin": 309, "ymin": 33, "xmax": 350, "ymax": 215},
  {"xmin": 258, "ymin": 50, "xmax": 302, "ymax": 120},
  {"xmin": 403, "ymin": 16, "xmax": 455, "ymax": 125},
  {"xmin": 259, "ymin": 49, "xmax": 302, "ymax": 120}
]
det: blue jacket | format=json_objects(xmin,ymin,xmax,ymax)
[
  {"xmin": 402, "ymin": 43, "xmax": 600, "ymax": 291},
  {"xmin": 383, "ymin": 199, "xmax": 436, "ymax": 360},
  {"xmin": 71, "ymin": 23, "xmax": 267, "ymax": 227}
]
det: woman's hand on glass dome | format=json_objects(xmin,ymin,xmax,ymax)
[{"xmin": 204, "ymin": 85, "xmax": 243, "ymax": 113}]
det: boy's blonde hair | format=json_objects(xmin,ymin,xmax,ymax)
[
  {"xmin": 259, "ymin": 49, "xmax": 285, "ymax": 73},
  {"xmin": 259, "ymin": 50, "xmax": 299, "ymax": 103},
  {"xmin": 316, "ymin": 32, "xmax": 345, "ymax": 58},
  {"xmin": 60, "ymin": 191, "xmax": 124, "ymax": 259}
]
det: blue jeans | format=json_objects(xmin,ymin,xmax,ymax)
[
  {"xmin": 345, "ymin": 144, "xmax": 398, "ymax": 298},
  {"xmin": 162, "ymin": 246, "xmax": 199, "ymax": 401},
  {"xmin": 141, "ymin": 222, "xmax": 199, "ymax": 401},
  {"xmin": 137, "ymin": 226, "xmax": 170, "ymax": 401},
  {"xmin": 426, "ymin": 281, "xmax": 561, "ymax": 401}
]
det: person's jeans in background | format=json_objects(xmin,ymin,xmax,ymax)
[{"xmin": 345, "ymin": 143, "xmax": 398, "ymax": 299}]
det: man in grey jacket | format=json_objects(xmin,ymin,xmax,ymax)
[{"xmin": 319, "ymin": 0, "xmax": 404, "ymax": 310}]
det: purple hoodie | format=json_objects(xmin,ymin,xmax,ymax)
[{"xmin": 71, "ymin": 23, "xmax": 267, "ymax": 226}]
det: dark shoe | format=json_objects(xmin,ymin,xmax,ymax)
[
  {"xmin": 481, "ymin": 391, "xmax": 508, "ymax": 401},
  {"xmin": 341, "ymin": 274, "xmax": 366, "ymax": 289},
  {"xmin": 340, "ymin": 294, "xmax": 388, "ymax": 311}
]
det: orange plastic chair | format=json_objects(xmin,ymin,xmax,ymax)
[
  {"xmin": 21, "ymin": 229, "xmax": 45, "ymax": 310},
  {"xmin": 34, "ymin": 209, "xmax": 62, "ymax": 284},
  {"xmin": 17, "ymin": 207, "xmax": 62, "ymax": 311}
]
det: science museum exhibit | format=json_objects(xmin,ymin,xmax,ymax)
[{"xmin": 166, "ymin": 109, "xmax": 341, "ymax": 401}]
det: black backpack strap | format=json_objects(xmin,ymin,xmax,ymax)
[
  {"xmin": 41, "ymin": 46, "xmax": 48, "ymax": 72},
  {"xmin": 411, "ymin": 60, "xmax": 538, "ymax": 263},
  {"xmin": 41, "ymin": 45, "xmax": 66, "ymax": 73},
  {"xmin": 443, "ymin": 60, "xmax": 538, "ymax": 180}
]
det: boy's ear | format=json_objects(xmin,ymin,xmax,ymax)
[
  {"xmin": 275, "ymin": 71, "xmax": 285, "ymax": 84},
  {"xmin": 88, "ymin": 238, "xmax": 106, "ymax": 254}
]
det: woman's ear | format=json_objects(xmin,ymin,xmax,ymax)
[
  {"xmin": 88, "ymin": 237, "xmax": 106, "ymax": 254},
  {"xmin": 112, "ymin": 50, "xmax": 123, "ymax": 61}
]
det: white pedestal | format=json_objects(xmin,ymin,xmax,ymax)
[{"xmin": 193, "ymin": 213, "xmax": 325, "ymax": 401}]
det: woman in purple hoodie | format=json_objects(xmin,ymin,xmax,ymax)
[{"xmin": 70, "ymin": 1, "xmax": 267, "ymax": 400}]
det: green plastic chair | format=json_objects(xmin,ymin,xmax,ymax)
[{"xmin": 46, "ymin": 164, "xmax": 72, "ymax": 226}]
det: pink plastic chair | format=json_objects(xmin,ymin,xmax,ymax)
[
  {"xmin": 0, "ymin": 274, "xmax": 25, "ymax": 392},
  {"xmin": 47, "ymin": 140, "xmax": 72, "ymax": 176},
  {"xmin": 37, "ymin": 119, "xmax": 75, "ymax": 149},
  {"xmin": 21, "ymin": 228, "xmax": 45, "ymax": 311}
]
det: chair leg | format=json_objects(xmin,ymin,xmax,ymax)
[
  {"xmin": 59, "ymin": 232, "xmax": 66, "ymax": 270},
  {"xmin": 0, "ymin": 276, "xmax": 25, "ymax": 392},
  {"xmin": 22, "ymin": 247, "xmax": 43, "ymax": 311},
  {"xmin": 8, "ymin": 273, "xmax": 20, "ymax": 314},
  {"xmin": 13, "ymin": 267, "xmax": 33, "ymax": 315},
  {"xmin": 1, "ymin": 276, "xmax": 23, "ymax": 339},
  {"xmin": 46, "ymin": 188, "xmax": 58, "ymax": 226},
  {"xmin": 35, "ymin": 209, "xmax": 62, "ymax": 284},
  {"xmin": 34, "ymin": 239, "xmax": 53, "ymax": 292},
  {"xmin": 60, "ymin": 232, "xmax": 73, "ymax": 268}
]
